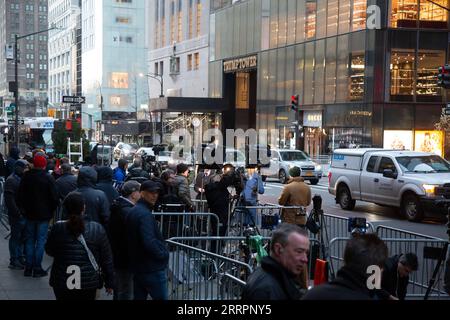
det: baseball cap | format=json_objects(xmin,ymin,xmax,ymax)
[
  {"xmin": 140, "ymin": 180, "xmax": 161, "ymax": 193},
  {"xmin": 121, "ymin": 181, "xmax": 141, "ymax": 197}
]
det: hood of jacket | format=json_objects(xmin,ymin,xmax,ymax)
[
  {"xmin": 96, "ymin": 166, "xmax": 114, "ymax": 182},
  {"xmin": 77, "ymin": 167, "xmax": 98, "ymax": 188}
]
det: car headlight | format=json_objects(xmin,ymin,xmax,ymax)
[
  {"xmin": 315, "ymin": 165, "xmax": 322, "ymax": 171},
  {"xmin": 423, "ymin": 184, "xmax": 439, "ymax": 197}
]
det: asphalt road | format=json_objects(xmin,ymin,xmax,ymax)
[{"xmin": 261, "ymin": 177, "xmax": 449, "ymax": 240}]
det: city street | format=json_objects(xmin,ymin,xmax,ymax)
[{"xmin": 261, "ymin": 177, "xmax": 448, "ymax": 240}]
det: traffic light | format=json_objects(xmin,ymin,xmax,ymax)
[
  {"xmin": 291, "ymin": 95, "xmax": 300, "ymax": 112},
  {"xmin": 438, "ymin": 65, "xmax": 450, "ymax": 89}
]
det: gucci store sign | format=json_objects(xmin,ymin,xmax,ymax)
[
  {"xmin": 303, "ymin": 111, "xmax": 323, "ymax": 127},
  {"xmin": 223, "ymin": 55, "xmax": 257, "ymax": 73}
]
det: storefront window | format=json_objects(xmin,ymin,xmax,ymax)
[
  {"xmin": 391, "ymin": 0, "xmax": 419, "ymax": 28},
  {"xmin": 352, "ymin": 0, "xmax": 367, "ymax": 30},
  {"xmin": 383, "ymin": 130, "xmax": 413, "ymax": 150},
  {"xmin": 305, "ymin": 0, "xmax": 317, "ymax": 40},
  {"xmin": 350, "ymin": 54, "xmax": 365, "ymax": 101},
  {"xmin": 419, "ymin": 0, "xmax": 448, "ymax": 28},
  {"xmin": 416, "ymin": 49, "xmax": 445, "ymax": 101},
  {"xmin": 415, "ymin": 130, "xmax": 444, "ymax": 156},
  {"xmin": 390, "ymin": 50, "xmax": 415, "ymax": 101}
]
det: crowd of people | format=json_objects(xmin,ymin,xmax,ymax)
[{"xmin": 0, "ymin": 146, "xmax": 426, "ymax": 301}]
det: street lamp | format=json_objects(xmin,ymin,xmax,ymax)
[
  {"xmin": 139, "ymin": 73, "xmax": 165, "ymax": 144},
  {"xmin": 13, "ymin": 23, "xmax": 61, "ymax": 147}
]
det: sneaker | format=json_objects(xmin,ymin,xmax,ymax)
[
  {"xmin": 8, "ymin": 262, "xmax": 24, "ymax": 270},
  {"xmin": 24, "ymin": 268, "xmax": 33, "ymax": 277},
  {"xmin": 32, "ymin": 269, "xmax": 48, "ymax": 278}
]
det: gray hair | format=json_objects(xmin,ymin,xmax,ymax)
[{"xmin": 270, "ymin": 223, "xmax": 308, "ymax": 254}]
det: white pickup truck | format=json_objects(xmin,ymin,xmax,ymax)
[{"xmin": 328, "ymin": 148, "xmax": 450, "ymax": 222}]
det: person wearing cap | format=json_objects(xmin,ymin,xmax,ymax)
[
  {"xmin": 278, "ymin": 166, "xmax": 312, "ymax": 227},
  {"xmin": 4, "ymin": 160, "xmax": 29, "ymax": 269},
  {"xmin": 242, "ymin": 167, "xmax": 265, "ymax": 226},
  {"xmin": 125, "ymin": 180, "xmax": 169, "ymax": 300},
  {"xmin": 173, "ymin": 163, "xmax": 194, "ymax": 212},
  {"xmin": 55, "ymin": 163, "xmax": 77, "ymax": 202},
  {"xmin": 109, "ymin": 180, "xmax": 141, "ymax": 300},
  {"xmin": 17, "ymin": 155, "xmax": 58, "ymax": 277}
]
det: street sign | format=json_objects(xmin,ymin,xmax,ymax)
[
  {"xmin": 62, "ymin": 96, "xmax": 86, "ymax": 104},
  {"xmin": 8, "ymin": 120, "xmax": 24, "ymax": 125}
]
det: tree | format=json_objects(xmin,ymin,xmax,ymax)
[
  {"xmin": 52, "ymin": 124, "xmax": 68, "ymax": 156},
  {"xmin": 435, "ymin": 111, "xmax": 450, "ymax": 133}
]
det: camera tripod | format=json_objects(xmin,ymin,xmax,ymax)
[{"xmin": 424, "ymin": 203, "xmax": 450, "ymax": 300}]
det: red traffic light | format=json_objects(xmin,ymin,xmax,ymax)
[{"xmin": 291, "ymin": 94, "xmax": 300, "ymax": 111}]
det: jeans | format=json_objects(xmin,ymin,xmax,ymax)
[
  {"xmin": 8, "ymin": 215, "xmax": 26, "ymax": 263},
  {"xmin": 114, "ymin": 269, "xmax": 134, "ymax": 300},
  {"xmin": 133, "ymin": 270, "xmax": 168, "ymax": 300},
  {"xmin": 24, "ymin": 219, "xmax": 49, "ymax": 271}
]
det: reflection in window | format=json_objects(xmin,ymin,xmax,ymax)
[
  {"xmin": 352, "ymin": 0, "xmax": 367, "ymax": 30},
  {"xmin": 338, "ymin": 0, "xmax": 351, "ymax": 34},
  {"xmin": 417, "ymin": 50, "xmax": 445, "ymax": 99},
  {"xmin": 390, "ymin": 50, "xmax": 415, "ymax": 100},
  {"xmin": 419, "ymin": 0, "xmax": 448, "ymax": 28},
  {"xmin": 110, "ymin": 72, "xmax": 129, "ymax": 89},
  {"xmin": 350, "ymin": 53, "xmax": 365, "ymax": 101},
  {"xmin": 327, "ymin": 0, "xmax": 338, "ymax": 37},
  {"xmin": 391, "ymin": 0, "xmax": 418, "ymax": 28},
  {"xmin": 305, "ymin": 1, "xmax": 316, "ymax": 40}
]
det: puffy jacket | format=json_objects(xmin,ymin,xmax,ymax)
[
  {"xmin": 242, "ymin": 256, "xmax": 303, "ymax": 300},
  {"xmin": 95, "ymin": 166, "xmax": 119, "ymax": 205},
  {"xmin": 113, "ymin": 167, "xmax": 126, "ymax": 183},
  {"xmin": 278, "ymin": 177, "xmax": 312, "ymax": 226},
  {"xmin": 126, "ymin": 199, "xmax": 169, "ymax": 274},
  {"xmin": 205, "ymin": 174, "xmax": 233, "ymax": 221},
  {"xmin": 108, "ymin": 197, "xmax": 134, "ymax": 270},
  {"xmin": 4, "ymin": 174, "xmax": 21, "ymax": 219},
  {"xmin": 18, "ymin": 169, "xmax": 58, "ymax": 221},
  {"xmin": 55, "ymin": 173, "xmax": 78, "ymax": 201},
  {"xmin": 173, "ymin": 175, "xmax": 193, "ymax": 210},
  {"xmin": 70, "ymin": 167, "xmax": 110, "ymax": 227},
  {"xmin": 45, "ymin": 221, "xmax": 114, "ymax": 290}
]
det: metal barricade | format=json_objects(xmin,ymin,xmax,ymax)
[
  {"xmin": 322, "ymin": 214, "xmax": 375, "ymax": 240},
  {"xmin": 166, "ymin": 239, "xmax": 253, "ymax": 300},
  {"xmin": 328, "ymin": 237, "xmax": 449, "ymax": 300},
  {"xmin": 376, "ymin": 225, "xmax": 444, "ymax": 240},
  {"xmin": 192, "ymin": 199, "xmax": 209, "ymax": 213},
  {"xmin": 227, "ymin": 205, "xmax": 283, "ymax": 237},
  {"xmin": 153, "ymin": 212, "xmax": 220, "ymax": 241}
]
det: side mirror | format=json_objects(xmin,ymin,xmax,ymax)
[{"xmin": 383, "ymin": 169, "xmax": 398, "ymax": 179}]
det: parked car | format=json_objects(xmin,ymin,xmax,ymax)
[
  {"xmin": 328, "ymin": 148, "xmax": 450, "ymax": 222},
  {"xmin": 113, "ymin": 142, "xmax": 139, "ymax": 161},
  {"xmin": 156, "ymin": 150, "xmax": 172, "ymax": 168},
  {"xmin": 260, "ymin": 149, "xmax": 323, "ymax": 184},
  {"xmin": 136, "ymin": 147, "xmax": 155, "ymax": 158}
]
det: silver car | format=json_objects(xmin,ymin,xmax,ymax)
[{"xmin": 261, "ymin": 149, "xmax": 323, "ymax": 184}]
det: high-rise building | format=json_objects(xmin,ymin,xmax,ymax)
[
  {"xmin": 81, "ymin": 0, "xmax": 147, "ymax": 140},
  {"xmin": 0, "ymin": 0, "xmax": 49, "ymax": 117},
  {"xmin": 47, "ymin": 0, "xmax": 81, "ymax": 118}
]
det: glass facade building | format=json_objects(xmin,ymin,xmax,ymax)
[{"xmin": 209, "ymin": 0, "xmax": 450, "ymax": 158}]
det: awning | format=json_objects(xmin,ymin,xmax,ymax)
[{"xmin": 149, "ymin": 97, "xmax": 228, "ymax": 113}]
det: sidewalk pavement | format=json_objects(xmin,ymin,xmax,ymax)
[{"xmin": 0, "ymin": 225, "xmax": 111, "ymax": 300}]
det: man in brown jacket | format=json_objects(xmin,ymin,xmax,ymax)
[{"xmin": 278, "ymin": 166, "xmax": 312, "ymax": 226}]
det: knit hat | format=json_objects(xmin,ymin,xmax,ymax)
[
  {"xmin": 33, "ymin": 155, "xmax": 47, "ymax": 169},
  {"xmin": 14, "ymin": 159, "xmax": 28, "ymax": 169},
  {"xmin": 289, "ymin": 166, "xmax": 301, "ymax": 178},
  {"xmin": 121, "ymin": 181, "xmax": 141, "ymax": 197}
]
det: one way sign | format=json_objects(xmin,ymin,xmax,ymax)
[{"xmin": 62, "ymin": 96, "xmax": 86, "ymax": 104}]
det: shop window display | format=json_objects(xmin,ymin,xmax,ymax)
[
  {"xmin": 419, "ymin": 0, "xmax": 448, "ymax": 28},
  {"xmin": 391, "ymin": 0, "xmax": 419, "ymax": 27},
  {"xmin": 349, "ymin": 53, "xmax": 365, "ymax": 101},
  {"xmin": 352, "ymin": 0, "xmax": 367, "ymax": 30},
  {"xmin": 391, "ymin": 0, "xmax": 448, "ymax": 28},
  {"xmin": 390, "ymin": 50, "xmax": 415, "ymax": 101},
  {"xmin": 416, "ymin": 50, "xmax": 445, "ymax": 101}
]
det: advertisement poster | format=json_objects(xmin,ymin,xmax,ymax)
[
  {"xmin": 383, "ymin": 130, "xmax": 413, "ymax": 151},
  {"xmin": 414, "ymin": 130, "xmax": 444, "ymax": 156}
]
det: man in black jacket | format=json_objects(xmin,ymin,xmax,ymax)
[
  {"xmin": 55, "ymin": 163, "xmax": 77, "ymax": 201},
  {"xmin": 95, "ymin": 166, "xmax": 120, "ymax": 206},
  {"xmin": 18, "ymin": 155, "xmax": 58, "ymax": 277},
  {"xmin": 68, "ymin": 167, "xmax": 110, "ymax": 227},
  {"xmin": 5, "ymin": 160, "xmax": 29, "ymax": 269},
  {"xmin": 379, "ymin": 253, "xmax": 418, "ymax": 300},
  {"xmin": 126, "ymin": 180, "xmax": 169, "ymax": 300},
  {"xmin": 302, "ymin": 234, "xmax": 388, "ymax": 300},
  {"xmin": 5, "ymin": 146, "xmax": 20, "ymax": 178},
  {"xmin": 242, "ymin": 224, "xmax": 310, "ymax": 300},
  {"xmin": 109, "ymin": 180, "xmax": 141, "ymax": 300}
]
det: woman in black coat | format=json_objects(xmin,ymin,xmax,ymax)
[{"xmin": 45, "ymin": 193, "xmax": 114, "ymax": 300}]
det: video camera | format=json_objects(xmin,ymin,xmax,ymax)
[{"xmin": 348, "ymin": 217, "xmax": 368, "ymax": 235}]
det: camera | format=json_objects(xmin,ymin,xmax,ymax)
[{"xmin": 348, "ymin": 217, "xmax": 368, "ymax": 235}]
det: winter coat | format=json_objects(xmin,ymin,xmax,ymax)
[
  {"xmin": 55, "ymin": 173, "xmax": 78, "ymax": 201},
  {"xmin": 5, "ymin": 147, "xmax": 20, "ymax": 178},
  {"xmin": 18, "ymin": 169, "xmax": 58, "ymax": 221},
  {"xmin": 302, "ymin": 266, "xmax": 378, "ymax": 300},
  {"xmin": 242, "ymin": 256, "xmax": 303, "ymax": 300},
  {"xmin": 125, "ymin": 199, "xmax": 169, "ymax": 274},
  {"xmin": 113, "ymin": 167, "xmax": 126, "ymax": 183},
  {"xmin": 173, "ymin": 175, "xmax": 193, "ymax": 210},
  {"xmin": 242, "ymin": 173, "xmax": 265, "ymax": 204},
  {"xmin": 278, "ymin": 177, "xmax": 312, "ymax": 226},
  {"xmin": 108, "ymin": 197, "xmax": 134, "ymax": 270},
  {"xmin": 95, "ymin": 167, "xmax": 120, "ymax": 205},
  {"xmin": 380, "ymin": 255, "xmax": 409, "ymax": 300},
  {"xmin": 205, "ymin": 174, "xmax": 234, "ymax": 223},
  {"xmin": 4, "ymin": 173, "xmax": 21, "ymax": 219},
  {"xmin": 45, "ymin": 221, "xmax": 114, "ymax": 290},
  {"xmin": 70, "ymin": 168, "xmax": 110, "ymax": 227}
]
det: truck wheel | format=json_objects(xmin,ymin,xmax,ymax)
[
  {"xmin": 279, "ymin": 170, "xmax": 288, "ymax": 184},
  {"xmin": 310, "ymin": 179, "xmax": 319, "ymax": 185},
  {"xmin": 338, "ymin": 186, "xmax": 356, "ymax": 210},
  {"xmin": 401, "ymin": 193, "xmax": 424, "ymax": 222}
]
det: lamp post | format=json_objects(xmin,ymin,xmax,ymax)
[
  {"xmin": 140, "ymin": 73, "xmax": 165, "ymax": 144},
  {"xmin": 13, "ymin": 24, "xmax": 60, "ymax": 148}
]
